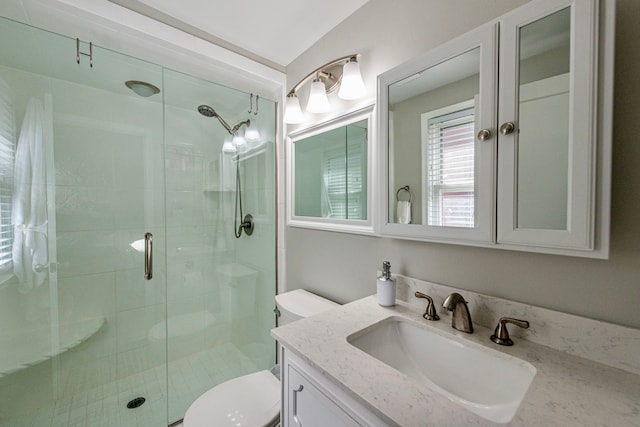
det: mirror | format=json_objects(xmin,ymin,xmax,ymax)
[
  {"xmin": 516, "ymin": 7, "xmax": 570, "ymax": 230},
  {"xmin": 380, "ymin": 24, "xmax": 496, "ymax": 244},
  {"xmin": 294, "ymin": 120, "xmax": 367, "ymax": 219},
  {"xmin": 378, "ymin": 0, "xmax": 611, "ymax": 257},
  {"xmin": 388, "ymin": 48, "xmax": 480, "ymax": 227},
  {"xmin": 286, "ymin": 105, "xmax": 375, "ymax": 234}
]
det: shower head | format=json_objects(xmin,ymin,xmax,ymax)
[
  {"xmin": 197, "ymin": 104, "xmax": 251, "ymax": 136},
  {"xmin": 198, "ymin": 105, "xmax": 218, "ymax": 117},
  {"xmin": 199, "ymin": 104, "xmax": 234, "ymax": 134}
]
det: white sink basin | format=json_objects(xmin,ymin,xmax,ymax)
[{"xmin": 347, "ymin": 317, "xmax": 536, "ymax": 423}]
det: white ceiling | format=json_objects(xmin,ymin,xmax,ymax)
[{"xmin": 111, "ymin": 0, "xmax": 369, "ymax": 70}]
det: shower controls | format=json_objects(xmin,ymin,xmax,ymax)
[
  {"xmin": 234, "ymin": 151, "xmax": 253, "ymax": 238},
  {"xmin": 144, "ymin": 232, "xmax": 153, "ymax": 280},
  {"xmin": 239, "ymin": 214, "xmax": 254, "ymax": 236}
]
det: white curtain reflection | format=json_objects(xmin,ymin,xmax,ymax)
[{"xmin": 12, "ymin": 97, "xmax": 52, "ymax": 294}]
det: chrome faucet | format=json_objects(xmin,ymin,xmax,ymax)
[{"xmin": 442, "ymin": 293, "xmax": 473, "ymax": 333}]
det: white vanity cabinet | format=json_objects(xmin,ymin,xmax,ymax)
[
  {"xmin": 378, "ymin": 0, "xmax": 614, "ymax": 258},
  {"xmin": 281, "ymin": 348, "xmax": 387, "ymax": 427}
]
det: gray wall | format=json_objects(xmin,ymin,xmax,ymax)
[{"xmin": 284, "ymin": 0, "xmax": 640, "ymax": 329}]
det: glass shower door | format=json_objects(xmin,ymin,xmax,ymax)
[
  {"xmin": 0, "ymin": 17, "xmax": 168, "ymax": 426},
  {"xmin": 0, "ymin": 14, "xmax": 278, "ymax": 427},
  {"xmin": 162, "ymin": 69, "xmax": 277, "ymax": 423}
]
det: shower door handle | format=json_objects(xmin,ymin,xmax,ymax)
[{"xmin": 144, "ymin": 232, "xmax": 153, "ymax": 280}]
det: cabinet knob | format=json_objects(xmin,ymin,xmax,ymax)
[
  {"xmin": 499, "ymin": 122, "xmax": 516, "ymax": 135},
  {"xmin": 477, "ymin": 129, "xmax": 492, "ymax": 142}
]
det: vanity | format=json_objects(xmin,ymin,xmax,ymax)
[
  {"xmin": 271, "ymin": 275, "xmax": 640, "ymax": 426},
  {"xmin": 275, "ymin": 0, "xmax": 633, "ymax": 423}
]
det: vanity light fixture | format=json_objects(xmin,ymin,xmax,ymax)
[
  {"xmin": 233, "ymin": 134, "xmax": 247, "ymax": 149},
  {"xmin": 306, "ymin": 76, "xmax": 331, "ymax": 113},
  {"xmin": 244, "ymin": 124, "xmax": 261, "ymax": 141},
  {"xmin": 284, "ymin": 54, "xmax": 365, "ymax": 124},
  {"xmin": 338, "ymin": 57, "xmax": 366, "ymax": 100}
]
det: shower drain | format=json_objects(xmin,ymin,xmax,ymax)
[{"xmin": 127, "ymin": 397, "xmax": 146, "ymax": 409}]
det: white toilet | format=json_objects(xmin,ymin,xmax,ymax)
[{"xmin": 183, "ymin": 289, "xmax": 339, "ymax": 427}]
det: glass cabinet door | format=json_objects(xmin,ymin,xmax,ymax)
[
  {"xmin": 497, "ymin": 0, "xmax": 599, "ymax": 250},
  {"xmin": 380, "ymin": 23, "xmax": 497, "ymax": 243}
]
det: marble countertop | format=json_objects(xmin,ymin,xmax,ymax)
[{"xmin": 272, "ymin": 295, "xmax": 640, "ymax": 426}]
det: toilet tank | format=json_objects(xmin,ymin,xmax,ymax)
[{"xmin": 275, "ymin": 289, "xmax": 339, "ymax": 326}]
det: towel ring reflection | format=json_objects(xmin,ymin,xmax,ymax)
[{"xmin": 396, "ymin": 185, "xmax": 412, "ymax": 202}]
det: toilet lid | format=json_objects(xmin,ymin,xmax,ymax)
[
  {"xmin": 275, "ymin": 289, "xmax": 339, "ymax": 320},
  {"xmin": 183, "ymin": 370, "xmax": 280, "ymax": 427}
]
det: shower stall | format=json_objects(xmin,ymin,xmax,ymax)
[{"xmin": 0, "ymin": 15, "xmax": 277, "ymax": 426}]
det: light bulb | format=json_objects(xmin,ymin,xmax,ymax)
[
  {"xmin": 222, "ymin": 135, "xmax": 236, "ymax": 153},
  {"xmin": 338, "ymin": 58, "xmax": 366, "ymax": 100},
  {"xmin": 244, "ymin": 124, "xmax": 260, "ymax": 141},
  {"xmin": 284, "ymin": 94, "xmax": 305, "ymax": 124},
  {"xmin": 306, "ymin": 80, "xmax": 330, "ymax": 114},
  {"xmin": 233, "ymin": 134, "xmax": 247, "ymax": 150}
]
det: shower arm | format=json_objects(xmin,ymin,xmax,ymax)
[
  {"xmin": 216, "ymin": 115, "xmax": 251, "ymax": 136},
  {"xmin": 230, "ymin": 119, "xmax": 251, "ymax": 135},
  {"xmin": 213, "ymin": 114, "xmax": 234, "ymax": 134}
]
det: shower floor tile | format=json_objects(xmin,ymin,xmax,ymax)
[{"xmin": 5, "ymin": 343, "xmax": 260, "ymax": 427}]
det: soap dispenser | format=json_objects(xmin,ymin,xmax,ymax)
[{"xmin": 377, "ymin": 261, "xmax": 396, "ymax": 307}]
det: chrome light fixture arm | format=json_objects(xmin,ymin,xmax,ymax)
[
  {"xmin": 284, "ymin": 54, "xmax": 365, "ymax": 123},
  {"xmin": 286, "ymin": 54, "xmax": 360, "ymax": 98}
]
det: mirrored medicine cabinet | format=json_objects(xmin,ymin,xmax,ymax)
[
  {"xmin": 286, "ymin": 105, "xmax": 376, "ymax": 234},
  {"xmin": 378, "ymin": 0, "xmax": 614, "ymax": 258}
]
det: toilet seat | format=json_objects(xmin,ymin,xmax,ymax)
[{"xmin": 183, "ymin": 370, "xmax": 280, "ymax": 427}]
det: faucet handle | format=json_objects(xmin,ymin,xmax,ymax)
[
  {"xmin": 414, "ymin": 292, "xmax": 440, "ymax": 321},
  {"xmin": 490, "ymin": 317, "xmax": 530, "ymax": 346}
]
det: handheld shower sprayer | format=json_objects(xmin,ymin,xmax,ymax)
[
  {"xmin": 198, "ymin": 105, "xmax": 251, "ymax": 136},
  {"xmin": 198, "ymin": 104, "xmax": 254, "ymax": 238}
]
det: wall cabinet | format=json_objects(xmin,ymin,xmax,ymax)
[
  {"xmin": 281, "ymin": 348, "xmax": 386, "ymax": 427},
  {"xmin": 378, "ymin": 0, "xmax": 614, "ymax": 258}
]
